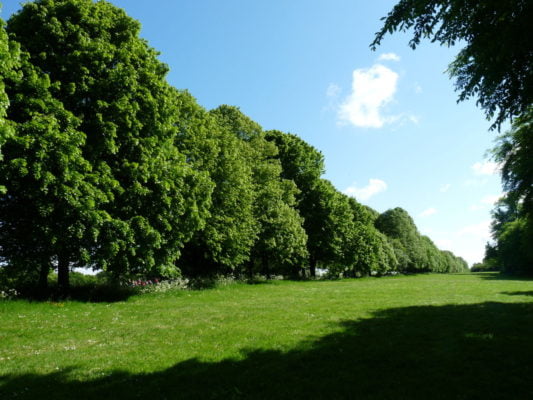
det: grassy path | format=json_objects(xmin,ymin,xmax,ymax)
[{"xmin": 1, "ymin": 273, "xmax": 532, "ymax": 399}]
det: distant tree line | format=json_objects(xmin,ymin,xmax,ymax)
[{"xmin": 0, "ymin": 0, "xmax": 467, "ymax": 294}]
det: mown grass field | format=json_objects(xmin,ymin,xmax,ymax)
[{"xmin": 1, "ymin": 272, "xmax": 532, "ymax": 399}]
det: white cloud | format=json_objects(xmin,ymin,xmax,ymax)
[
  {"xmin": 481, "ymin": 194, "xmax": 501, "ymax": 205},
  {"xmin": 457, "ymin": 220, "xmax": 491, "ymax": 240},
  {"xmin": 378, "ymin": 52, "xmax": 400, "ymax": 62},
  {"xmin": 326, "ymin": 83, "xmax": 341, "ymax": 98},
  {"xmin": 338, "ymin": 64, "xmax": 399, "ymax": 128},
  {"xmin": 472, "ymin": 161, "xmax": 500, "ymax": 176},
  {"xmin": 408, "ymin": 115, "xmax": 420, "ymax": 124},
  {"xmin": 419, "ymin": 207, "xmax": 437, "ymax": 217},
  {"xmin": 344, "ymin": 179, "xmax": 387, "ymax": 201},
  {"xmin": 469, "ymin": 194, "xmax": 503, "ymax": 211},
  {"xmin": 439, "ymin": 183, "xmax": 451, "ymax": 193},
  {"xmin": 414, "ymin": 83, "xmax": 423, "ymax": 94}
]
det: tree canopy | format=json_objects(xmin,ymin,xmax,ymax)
[
  {"xmin": 4, "ymin": 0, "xmax": 213, "ymax": 288},
  {"xmin": 483, "ymin": 113, "xmax": 533, "ymax": 274}
]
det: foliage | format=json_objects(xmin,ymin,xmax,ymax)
[
  {"xmin": 487, "ymin": 111, "xmax": 533, "ymax": 275},
  {"xmin": 172, "ymin": 94, "xmax": 256, "ymax": 276},
  {"xmin": 488, "ymin": 195, "xmax": 533, "ymax": 275},
  {"xmin": 371, "ymin": 0, "xmax": 533, "ymax": 129},
  {"xmin": 470, "ymin": 262, "xmax": 499, "ymax": 273},
  {"xmin": 212, "ymin": 108, "xmax": 308, "ymax": 278},
  {"xmin": 493, "ymin": 108, "xmax": 533, "ymax": 217},
  {"xmin": 5, "ymin": 0, "xmax": 213, "ymax": 286},
  {"xmin": 375, "ymin": 208, "xmax": 425, "ymax": 271},
  {"xmin": 375, "ymin": 208, "xmax": 467, "ymax": 273},
  {"xmin": 0, "ymin": 48, "xmax": 106, "ymax": 293},
  {"xmin": 0, "ymin": 16, "xmax": 19, "ymax": 193},
  {"xmin": 135, "ymin": 277, "xmax": 190, "ymax": 293}
]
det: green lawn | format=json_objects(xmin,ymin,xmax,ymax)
[{"xmin": 1, "ymin": 273, "xmax": 532, "ymax": 399}]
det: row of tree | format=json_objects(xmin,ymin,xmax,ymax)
[{"xmin": 0, "ymin": 0, "xmax": 467, "ymax": 293}]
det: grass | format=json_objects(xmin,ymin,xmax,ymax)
[{"xmin": 1, "ymin": 272, "xmax": 532, "ymax": 399}]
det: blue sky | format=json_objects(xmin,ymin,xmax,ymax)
[{"xmin": 1, "ymin": 0, "xmax": 504, "ymax": 265}]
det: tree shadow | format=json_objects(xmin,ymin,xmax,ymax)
[
  {"xmin": 475, "ymin": 272, "xmax": 533, "ymax": 282},
  {"xmin": 15, "ymin": 283, "xmax": 138, "ymax": 303},
  {"xmin": 1, "ymin": 302, "xmax": 532, "ymax": 399},
  {"xmin": 502, "ymin": 291, "xmax": 533, "ymax": 297}
]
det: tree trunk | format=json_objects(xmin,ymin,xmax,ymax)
[
  {"xmin": 262, "ymin": 255, "xmax": 270, "ymax": 279},
  {"xmin": 248, "ymin": 262, "xmax": 253, "ymax": 281},
  {"xmin": 37, "ymin": 261, "xmax": 50, "ymax": 298},
  {"xmin": 310, "ymin": 257, "xmax": 316, "ymax": 278},
  {"xmin": 57, "ymin": 254, "xmax": 70, "ymax": 295}
]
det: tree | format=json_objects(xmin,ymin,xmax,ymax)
[
  {"xmin": 375, "ymin": 208, "xmax": 422, "ymax": 271},
  {"xmin": 493, "ymin": 108, "xmax": 533, "ymax": 217},
  {"xmin": 265, "ymin": 130, "xmax": 325, "ymax": 199},
  {"xmin": 371, "ymin": 0, "xmax": 533, "ymax": 129},
  {"xmin": 298, "ymin": 179, "xmax": 357, "ymax": 276},
  {"xmin": 0, "ymin": 50, "xmax": 107, "ymax": 294},
  {"xmin": 265, "ymin": 130, "xmax": 327, "ymax": 276},
  {"xmin": 211, "ymin": 107, "xmax": 308, "ymax": 278},
  {"xmin": 0, "ymin": 15, "xmax": 18, "ymax": 194},
  {"xmin": 488, "ymin": 193, "xmax": 533, "ymax": 275},
  {"xmin": 486, "ymin": 111, "xmax": 533, "ymax": 275},
  {"xmin": 6, "ymin": 0, "xmax": 212, "ymax": 287},
  {"xmin": 172, "ymin": 94, "xmax": 257, "ymax": 276}
]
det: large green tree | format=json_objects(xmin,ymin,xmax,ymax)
[
  {"xmin": 343, "ymin": 197, "xmax": 398, "ymax": 276},
  {"xmin": 0, "ymin": 49, "xmax": 107, "ymax": 293},
  {"xmin": 212, "ymin": 107, "xmax": 308, "ymax": 278},
  {"xmin": 265, "ymin": 130, "xmax": 326, "ymax": 276},
  {"xmin": 493, "ymin": 109, "xmax": 533, "ymax": 218},
  {"xmin": 6, "ymin": 0, "xmax": 212, "ymax": 286},
  {"xmin": 172, "ymin": 94, "xmax": 257, "ymax": 276},
  {"xmin": 487, "ymin": 193, "xmax": 533, "ymax": 275},
  {"xmin": 372, "ymin": 0, "xmax": 533, "ymax": 129},
  {"xmin": 0, "ymin": 14, "xmax": 18, "ymax": 193},
  {"xmin": 375, "ymin": 208, "xmax": 427, "ymax": 272}
]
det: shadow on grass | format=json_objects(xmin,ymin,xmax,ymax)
[
  {"xmin": 502, "ymin": 291, "xmax": 533, "ymax": 297},
  {"xmin": 475, "ymin": 272, "xmax": 533, "ymax": 282},
  {"xmin": 1, "ymin": 302, "xmax": 532, "ymax": 399},
  {"xmin": 16, "ymin": 284, "xmax": 139, "ymax": 303}
]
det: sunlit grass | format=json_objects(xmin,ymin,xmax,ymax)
[{"xmin": 1, "ymin": 273, "xmax": 532, "ymax": 399}]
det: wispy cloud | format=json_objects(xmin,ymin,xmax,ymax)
[
  {"xmin": 481, "ymin": 194, "xmax": 501, "ymax": 205},
  {"xmin": 326, "ymin": 83, "xmax": 341, "ymax": 98},
  {"xmin": 469, "ymin": 194, "xmax": 503, "ymax": 211},
  {"xmin": 439, "ymin": 183, "xmax": 451, "ymax": 193},
  {"xmin": 419, "ymin": 207, "xmax": 437, "ymax": 217},
  {"xmin": 378, "ymin": 52, "xmax": 400, "ymax": 62},
  {"xmin": 338, "ymin": 64, "xmax": 399, "ymax": 128},
  {"xmin": 472, "ymin": 161, "xmax": 500, "ymax": 176},
  {"xmin": 457, "ymin": 220, "xmax": 491, "ymax": 240},
  {"xmin": 344, "ymin": 179, "xmax": 387, "ymax": 201}
]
